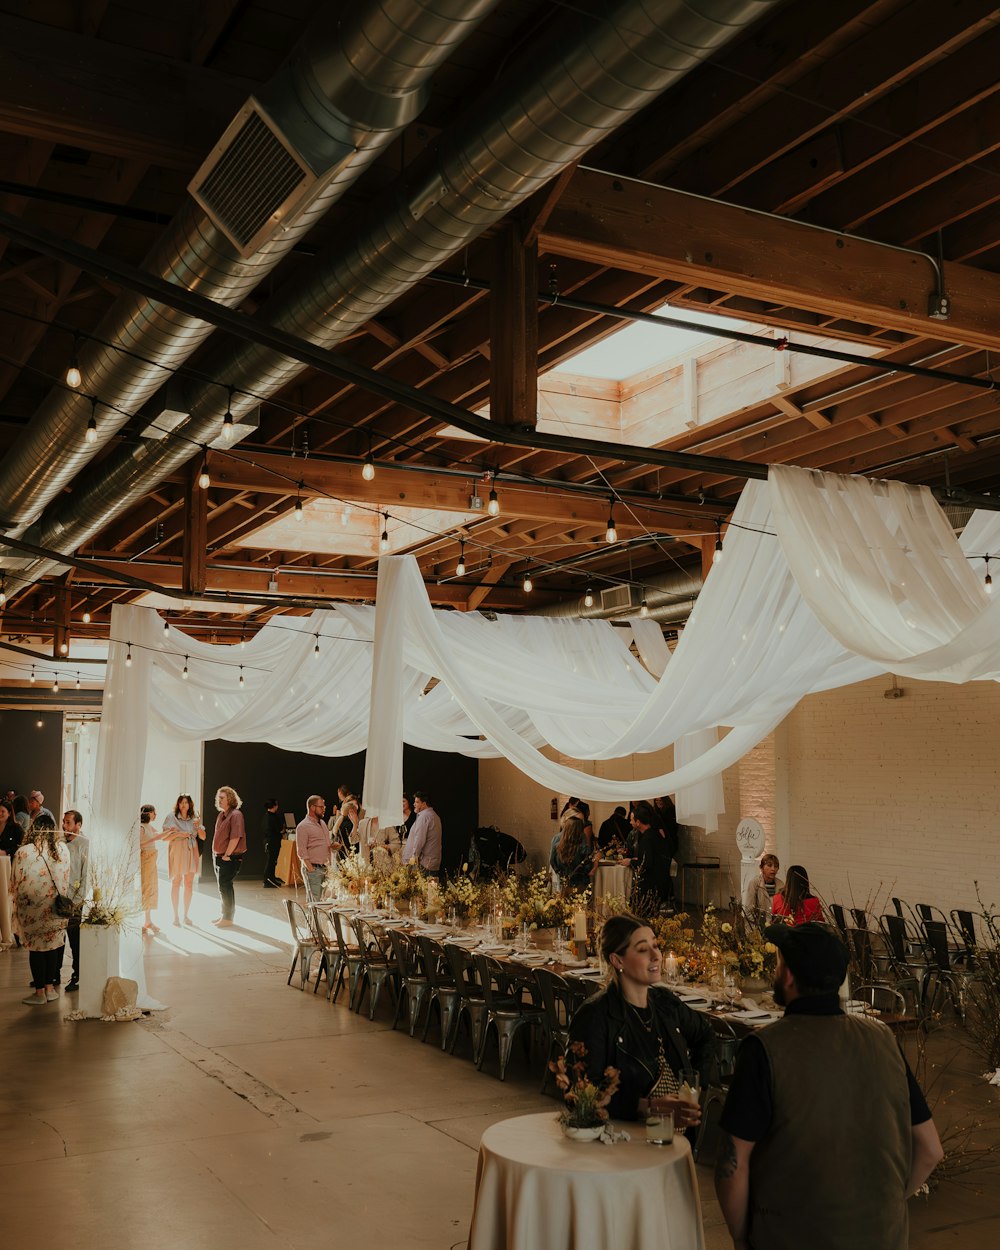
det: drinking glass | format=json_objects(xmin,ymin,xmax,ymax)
[
  {"xmin": 645, "ymin": 1112, "xmax": 674, "ymax": 1145},
  {"xmin": 723, "ymin": 972, "xmax": 741, "ymax": 1008},
  {"xmin": 520, "ymin": 922, "xmax": 530, "ymax": 951},
  {"xmin": 679, "ymin": 1070, "xmax": 701, "ymax": 1106}
]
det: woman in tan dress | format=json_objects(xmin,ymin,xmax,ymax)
[
  {"xmin": 161, "ymin": 794, "xmax": 205, "ymax": 926},
  {"xmin": 139, "ymin": 803, "xmax": 160, "ymax": 935}
]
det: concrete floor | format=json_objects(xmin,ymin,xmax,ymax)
[{"xmin": 2, "ymin": 879, "xmax": 998, "ymax": 1249}]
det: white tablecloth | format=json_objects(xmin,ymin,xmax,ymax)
[
  {"xmin": 593, "ymin": 862, "xmax": 631, "ymax": 911},
  {"xmin": 467, "ymin": 1112, "xmax": 704, "ymax": 1250},
  {"xmin": 0, "ymin": 855, "xmax": 12, "ymax": 946}
]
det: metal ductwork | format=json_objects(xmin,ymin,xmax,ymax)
[
  {"xmin": 19, "ymin": 0, "xmax": 777, "ymax": 584},
  {"xmin": 535, "ymin": 568, "xmax": 702, "ymax": 623},
  {"xmin": 0, "ymin": 0, "xmax": 501, "ymax": 537}
]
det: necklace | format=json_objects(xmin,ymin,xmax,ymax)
[{"xmin": 628, "ymin": 1001, "xmax": 655, "ymax": 1033}]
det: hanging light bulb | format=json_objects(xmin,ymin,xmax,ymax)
[
  {"xmin": 380, "ymin": 513, "xmax": 389, "ymax": 552},
  {"xmin": 76, "ymin": 673, "xmax": 81, "ymax": 690},
  {"xmin": 238, "ymin": 666, "xmax": 245, "ymax": 688},
  {"xmin": 584, "ymin": 586, "xmax": 594, "ymax": 608},
  {"xmin": 52, "ymin": 674, "xmax": 59, "ymax": 693},
  {"xmin": 198, "ymin": 459, "xmax": 210, "ymax": 490},
  {"xmin": 163, "ymin": 617, "xmax": 170, "ymax": 636},
  {"xmin": 30, "ymin": 665, "xmax": 36, "ymax": 684},
  {"xmin": 221, "ymin": 387, "xmax": 235, "ymax": 443},
  {"xmin": 362, "ymin": 454, "xmax": 375, "ymax": 481},
  {"xmin": 314, "ymin": 634, "xmax": 320, "ymax": 658},
  {"xmin": 0, "ymin": 573, "xmax": 6, "ymax": 607},
  {"xmin": 59, "ymin": 641, "xmax": 68, "ymax": 655},
  {"xmin": 605, "ymin": 499, "xmax": 617, "ymax": 544},
  {"xmin": 240, "ymin": 631, "xmax": 246, "ymax": 650},
  {"xmin": 640, "ymin": 596, "xmax": 649, "ymax": 619},
  {"xmin": 986, "ymin": 555, "xmax": 993, "ymax": 594},
  {"xmin": 82, "ymin": 609, "xmax": 91, "ymax": 625},
  {"xmin": 456, "ymin": 540, "xmax": 466, "ymax": 577},
  {"xmin": 713, "ymin": 519, "xmax": 724, "ymax": 565},
  {"xmin": 85, "ymin": 397, "xmax": 98, "ymax": 445},
  {"xmin": 294, "ymin": 483, "xmax": 304, "ymax": 522},
  {"xmin": 522, "ymin": 573, "xmax": 533, "ymax": 593},
  {"xmin": 487, "ymin": 483, "xmax": 500, "ymax": 517},
  {"xmin": 125, "ymin": 644, "xmax": 133, "ymax": 668},
  {"xmin": 66, "ymin": 335, "xmax": 82, "ymax": 389},
  {"xmin": 182, "ymin": 657, "xmax": 189, "ymax": 680}
]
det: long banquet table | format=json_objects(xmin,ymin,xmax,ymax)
[
  {"xmin": 466, "ymin": 1111, "xmax": 705, "ymax": 1250},
  {"xmin": 0, "ymin": 854, "xmax": 12, "ymax": 946}
]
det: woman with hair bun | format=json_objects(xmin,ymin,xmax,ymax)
[{"xmin": 569, "ymin": 913, "xmax": 715, "ymax": 1123}]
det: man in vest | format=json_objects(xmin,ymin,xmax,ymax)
[{"xmin": 715, "ymin": 922, "xmax": 942, "ymax": 1250}]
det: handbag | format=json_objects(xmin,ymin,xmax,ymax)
[{"xmin": 43, "ymin": 853, "xmax": 79, "ymax": 918}]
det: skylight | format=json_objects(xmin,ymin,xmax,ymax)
[{"xmin": 560, "ymin": 304, "xmax": 742, "ymax": 380}]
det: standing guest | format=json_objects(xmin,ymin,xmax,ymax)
[
  {"xmin": 631, "ymin": 801, "xmax": 673, "ymax": 913},
  {"xmin": 397, "ymin": 793, "xmax": 416, "ymax": 845},
  {"xmin": 549, "ymin": 815, "xmax": 597, "ymax": 891},
  {"xmin": 742, "ymin": 852, "xmax": 784, "ymax": 919},
  {"xmin": 161, "ymin": 795, "xmax": 205, "ymax": 926},
  {"xmin": 0, "ymin": 798, "xmax": 22, "ymax": 859},
  {"xmin": 597, "ymin": 805, "xmax": 630, "ymax": 853},
  {"xmin": 61, "ymin": 810, "xmax": 89, "ymax": 992},
  {"xmin": 329, "ymin": 784, "xmax": 360, "ymax": 853},
  {"xmin": 715, "ymin": 923, "xmax": 943, "ymax": 1250},
  {"xmin": 139, "ymin": 803, "xmax": 161, "ymax": 936},
  {"xmin": 570, "ymin": 913, "xmax": 715, "ymax": 1123},
  {"xmin": 771, "ymin": 864, "xmax": 824, "ymax": 925},
  {"xmin": 560, "ymin": 797, "xmax": 594, "ymax": 842},
  {"xmin": 651, "ymin": 794, "xmax": 680, "ymax": 911},
  {"xmin": 11, "ymin": 814, "xmax": 70, "ymax": 1005},
  {"xmin": 296, "ymin": 795, "xmax": 335, "ymax": 901},
  {"xmin": 27, "ymin": 789, "xmax": 56, "ymax": 828},
  {"xmin": 212, "ymin": 785, "xmax": 246, "ymax": 928},
  {"xmin": 12, "ymin": 794, "xmax": 31, "ymax": 834},
  {"xmin": 262, "ymin": 799, "xmax": 285, "ymax": 888},
  {"xmin": 401, "ymin": 791, "xmax": 442, "ymax": 877}
]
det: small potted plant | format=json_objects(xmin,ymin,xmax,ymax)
[{"xmin": 549, "ymin": 1041, "xmax": 620, "ymax": 1141}]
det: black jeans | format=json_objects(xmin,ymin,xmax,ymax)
[
  {"xmin": 66, "ymin": 920, "xmax": 81, "ymax": 980},
  {"xmin": 214, "ymin": 853, "xmax": 243, "ymax": 920},
  {"xmin": 263, "ymin": 839, "xmax": 282, "ymax": 883},
  {"xmin": 29, "ymin": 947, "xmax": 63, "ymax": 988}
]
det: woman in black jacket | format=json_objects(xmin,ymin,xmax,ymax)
[{"xmin": 569, "ymin": 913, "xmax": 716, "ymax": 1124}]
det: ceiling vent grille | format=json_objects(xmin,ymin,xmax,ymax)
[
  {"xmin": 940, "ymin": 501, "xmax": 974, "ymax": 534},
  {"xmin": 600, "ymin": 584, "xmax": 638, "ymax": 614},
  {"xmin": 190, "ymin": 100, "xmax": 316, "ymax": 259}
]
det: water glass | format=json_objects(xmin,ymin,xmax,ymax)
[
  {"xmin": 645, "ymin": 1112, "xmax": 674, "ymax": 1145},
  {"xmin": 520, "ymin": 922, "xmax": 530, "ymax": 951},
  {"xmin": 679, "ymin": 1070, "xmax": 701, "ymax": 1105}
]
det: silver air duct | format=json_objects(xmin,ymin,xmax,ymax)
[
  {"xmin": 535, "ymin": 568, "xmax": 702, "ymax": 623},
  {"xmin": 0, "ymin": 0, "xmax": 500, "ymax": 534},
  {"xmin": 22, "ymin": 0, "xmax": 777, "ymax": 582}
]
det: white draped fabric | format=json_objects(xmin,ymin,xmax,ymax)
[{"xmin": 91, "ymin": 466, "xmax": 1000, "ymax": 850}]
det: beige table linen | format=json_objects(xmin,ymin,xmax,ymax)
[
  {"xmin": 0, "ymin": 855, "xmax": 12, "ymax": 945},
  {"xmin": 467, "ymin": 1111, "xmax": 705, "ymax": 1250},
  {"xmin": 593, "ymin": 862, "xmax": 632, "ymax": 912}
]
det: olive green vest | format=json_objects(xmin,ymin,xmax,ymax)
[{"xmin": 750, "ymin": 1013, "xmax": 911, "ymax": 1250}]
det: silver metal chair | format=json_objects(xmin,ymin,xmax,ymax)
[{"xmin": 283, "ymin": 898, "xmax": 323, "ymax": 991}]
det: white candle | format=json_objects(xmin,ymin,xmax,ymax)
[
  {"xmin": 664, "ymin": 952, "xmax": 678, "ymax": 981},
  {"xmin": 573, "ymin": 909, "xmax": 588, "ymax": 941}
]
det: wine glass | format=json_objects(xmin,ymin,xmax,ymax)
[{"xmin": 722, "ymin": 972, "xmax": 741, "ymax": 1009}]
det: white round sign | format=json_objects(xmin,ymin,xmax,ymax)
[{"xmin": 735, "ymin": 816, "xmax": 766, "ymax": 860}]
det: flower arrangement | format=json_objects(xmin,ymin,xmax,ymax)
[
  {"xmin": 441, "ymin": 870, "xmax": 482, "ymax": 923},
  {"xmin": 385, "ymin": 864, "xmax": 427, "ymax": 907},
  {"xmin": 600, "ymin": 833, "xmax": 631, "ymax": 864},
  {"xmin": 514, "ymin": 870, "xmax": 590, "ymax": 929},
  {"xmin": 332, "ymin": 851, "xmax": 370, "ymax": 897},
  {"xmin": 550, "ymin": 1041, "xmax": 620, "ymax": 1128},
  {"xmin": 698, "ymin": 904, "xmax": 778, "ymax": 982},
  {"xmin": 82, "ymin": 846, "xmax": 140, "ymax": 929}
]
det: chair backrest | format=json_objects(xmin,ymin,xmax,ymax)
[
  {"xmin": 879, "ymin": 913, "xmax": 910, "ymax": 964},
  {"xmin": 951, "ymin": 909, "xmax": 978, "ymax": 958},
  {"xmin": 534, "ymin": 967, "xmax": 574, "ymax": 1032},
  {"xmin": 443, "ymin": 942, "xmax": 482, "ymax": 994},
  {"xmin": 923, "ymin": 919, "xmax": 952, "ymax": 970},
  {"xmin": 418, "ymin": 936, "xmax": 451, "ymax": 991},
  {"xmin": 473, "ymin": 953, "xmax": 515, "ymax": 1011},
  {"xmin": 284, "ymin": 898, "xmax": 316, "ymax": 945},
  {"xmin": 849, "ymin": 928, "xmax": 876, "ymax": 981},
  {"xmin": 829, "ymin": 902, "xmax": 849, "ymax": 938},
  {"xmin": 331, "ymin": 909, "xmax": 358, "ymax": 958},
  {"xmin": 850, "ymin": 906, "xmax": 868, "ymax": 930},
  {"xmin": 311, "ymin": 904, "xmax": 338, "ymax": 949},
  {"xmin": 856, "ymin": 983, "xmax": 907, "ymax": 1016},
  {"xmin": 890, "ymin": 897, "xmax": 904, "ymax": 918},
  {"xmin": 706, "ymin": 1014, "xmax": 740, "ymax": 1083},
  {"xmin": 388, "ymin": 929, "xmax": 417, "ymax": 979}
]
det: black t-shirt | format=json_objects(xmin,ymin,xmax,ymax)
[{"xmin": 719, "ymin": 995, "xmax": 931, "ymax": 1142}]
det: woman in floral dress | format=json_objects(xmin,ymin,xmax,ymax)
[
  {"xmin": 161, "ymin": 794, "xmax": 205, "ymax": 926},
  {"xmin": 11, "ymin": 816, "xmax": 70, "ymax": 1005}
]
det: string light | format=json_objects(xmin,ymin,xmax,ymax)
[
  {"xmin": 0, "ymin": 572, "xmax": 6, "ymax": 606},
  {"xmin": 522, "ymin": 572, "xmax": 533, "ymax": 593},
  {"xmin": 380, "ymin": 512, "xmax": 389, "ymax": 552},
  {"xmin": 986, "ymin": 554, "xmax": 993, "ymax": 594},
  {"xmin": 487, "ymin": 473, "xmax": 500, "ymax": 517},
  {"xmin": 82, "ymin": 608, "xmax": 91, "ymax": 624},
  {"xmin": 198, "ymin": 458, "xmax": 210, "ymax": 489},
  {"xmin": 584, "ymin": 586, "xmax": 594, "ymax": 608},
  {"xmin": 163, "ymin": 617, "xmax": 170, "ymax": 636},
  {"xmin": 52, "ymin": 674, "xmax": 59, "ymax": 693},
  {"xmin": 238, "ymin": 666, "xmax": 245, "ymax": 687},
  {"xmin": 456, "ymin": 540, "xmax": 466, "ymax": 577},
  {"xmin": 182, "ymin": 656, "xmax": 189, "ymax": 679},
  {"xmin": 85, "ymin": 396, "xmax": 98, "ymax": 445},
  {"xmin": 605, "ymin": 498, "xmax": 617, "ymax": 544},
  {"xmin": 66, "ymin": 335, "xmax": 82, "ymax": 388},
  {"xmin": 125, "ymin": 643, "xmax": 133, "ymax": 667},
  {"xmin": 30, "ymin": 665, "xmax": 36, "ymax": 684},
  {"xmin": 240, "ymin": 629, "xmax": 246, "ymax": 650},
  {"xmin": 294, "ymin": 482, "xmax": 304, "ymax": 522},
  {"xmin": 362, "ymin": 433, "xmax": 376, "ymax": 481},
  {"xmin": 76, "ymin": 673, "xmax": 81, "ymax": 690},
  {"xmin": 640, "ymin": 596, "xmax": 649, "ymax": 618},
  {"xmin": 221, "ymin": 386, "xmax": 235, "ymax": 443},
  {"xmin": 59, "ymin": 641, "xmax": 68, "ymax": 655},
  {"xmin": 314, "ymin": 634, "xmax": 320, "ymax": 657},
  {"xmin": 713, "ymin": 520, "xmax": 724, "ymax": 565}
]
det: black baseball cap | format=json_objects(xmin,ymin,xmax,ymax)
[{"xmin": 765, "ymin": 921, "xmax": 850, "ymax": 993}]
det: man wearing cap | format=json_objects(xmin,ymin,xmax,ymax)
[
  {"xmin": 714, "ymin": 922, "xmax": 943, "ymax": 1250},
  {"xmin": 27, "ymin": 790, "xmax": 55, "ymax": 828}
]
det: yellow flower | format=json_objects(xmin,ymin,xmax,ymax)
[
  {"xmin": 764, "ymin": 942, "xmax": 777, "ymax": 954},
  {"xmin": 721, "ymin": 922, "xmax": 732, "ymax": 933}
]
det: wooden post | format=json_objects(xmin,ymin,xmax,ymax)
[
  {"xmin": 52, "ymin": 585, "xmax": 70, "ymax": 659},
  {"xmin": 182, "ymin": 460, "xmax": 208, "ymax": 594},
  {"xmin": 489, "ymin": 220, "xmax": 538, "ymax": 429}
]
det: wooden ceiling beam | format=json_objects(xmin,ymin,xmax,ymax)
[{"xmin": 541, "ymin": 168, "xmax": 1000, "ymax": 352}]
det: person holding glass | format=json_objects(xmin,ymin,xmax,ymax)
[
  {"xmin": 569, "ymin": 912, "xmax": 715, "ymax": 1126},
  {"xmin": 161, "ymin": 794, "xmax": 206, "ymax": 926}
]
